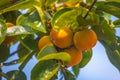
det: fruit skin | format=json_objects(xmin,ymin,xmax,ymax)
[
  {"xmin": 64, "ymin": 47, "xmax": 82, "ymax": 67},
  {"xmin": 2, "ymin": 22, "xmax": 16, "ymax": 45},
  {"xmin": 50, "ymin": 27, "xmax": 73, "ymax": 48},
  {"xmin": 73, "ymin": 29, "xmax": 97, "ymax": 51},
  {"xmin": 38, "ymin": 36, "xmax": 52, "ymax": 50}
]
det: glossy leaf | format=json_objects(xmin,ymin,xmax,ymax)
[
  {"xmin": 6, "ymin": 25, "xmax": 34, "ymax": 36},
  {"xmin": 31, "ymin": 60, "xmax": 60, "ymax": 80},
  {"xmin": 52, "ymin": 7, "xmax": 87, "ymax": 29},
  {"xmin": 38, "ymin": 52, "xmax": 71, "ymax": 64},
  {"xmin": 52, "ymin": 8, "xmax": 72, "ymax": 27},
  {"xmin": 79, "ymin": 50, "xmax": 92, "ymax": 68},
  {"xmin": 37, "ymin": 44, "xmax": 57, "ymax": 59},
  {"xmin": 6, "ymin": 70, "xmax": 27, "ymax": 80},
  {"xmin": 16, "ymin": 10, "xmax": 47, "ymax": 33},
  {"xmin": 0, "ymin": 44, "xmax": 10, "ymax": 62},
  {"xmin": 0, "ymin": 0, "xmax": 38, "ymax": 14}
]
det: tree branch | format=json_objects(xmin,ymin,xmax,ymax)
[{"xmin": 83, "ymin": 0, "xmax": 97, "ymax": 19}]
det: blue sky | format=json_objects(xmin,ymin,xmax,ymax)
[{"xmin": 77, "ymin": 42, "xmax": 120, "ymax": 80}]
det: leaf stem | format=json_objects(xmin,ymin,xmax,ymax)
[{"xmin": 83, "ymin": 0, "xmax": 97, "ymax": 19}]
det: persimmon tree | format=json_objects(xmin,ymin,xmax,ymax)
[{"xmin": 0, "ymin": 0, "xmax": 120, "ymax": 80}]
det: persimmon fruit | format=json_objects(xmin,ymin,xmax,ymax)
[
  {"xmin": 38, "ymin": 36, "xmax": 52, "ymax": 50},
  {"xmin": 64, "ymin": 47, "xmax": 82, "ymax": 67},
  {"xmin": 2, "ymin": 22, "xmax": 16, "ymax": 45},
  {"xmin": 73, "ymin": 29, "xmax": 97, "ymax": 51},
  {"xmin": 50, "ymin": 27, "xmax": 73, "ymax": 48}
]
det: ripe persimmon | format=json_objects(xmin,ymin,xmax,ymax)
[
  {"xmin": 73, "ymin": 29, "xmax": 97, "ymax": 51},
  {"xmin": 50, "ymin": 27, "xmax": 73, "ymax": 48},
  {"xmin": 38, "ymin": 36, "xmax": 52, "ymax": 50},
  {"xmin": 2, "ymin": 22, "xmax": 16, "ymax": 45},
  {"xmin": 64, "ymin": 47, "xmax": 82, "ymax": 67}
]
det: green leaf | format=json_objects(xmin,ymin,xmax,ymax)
[
  {"xmin": 37, "ymin": 44, "xmax": 57, "ymax": 59},
  {"xmin": 17, "ymin": 43, "xmax": 30, "ymax": 58},
  {"xmin": 0, "ymin": 19, "xmax": 7, "ymax": 44},
  {"xmin": 20, "ymin": 35, "xmax": 38, "ymax": 51},
  {"xmin": 76, "ymin": 15, "xmax": 88, "ymax": 26},
  {"xmin": 64, "ymin": 0, "xmax": 80, "ymax": 3},
  {"xmin": 16, "ymin": 10, "xmax": 47, "ymax": 33},
  {"xmin": 2, "ymin": 11, "xmax": 21, "ymax": 24},
  {"xmin": 19, "ymin": 51, "xmax": 35, "ymax": 71},
  {"xmin": 0, "ymin": 0, "xmax": 38, "ymax": 14},
  {"xmin": 62, "ymin": 69, "xmax": 76, "ymax": 80},
  {"xmin": 86, "ymin": 12, "xmax": 100, "ymax": 26},
  {"xmin": 45, "ymin": 0, "xmax": 56, "ymax": 6},
  {"xmin": 79, "ymin": 50, "xmax": 92, "ymax": 68},
  {"xmin": 52, "ymin": 7, "xmax": 87, "ymax": 29},
  {"xmin": 72, "ymin": 64, "xmax": 80, "ymax": 77},
  {"xmin": 31, "ymin": 60, "xmax": 60, "ymax": 80},
  {"xmin": 0, "ymin": 0, "xmax": 22, "ymax": 10},
  {"xmin": 106, "ymin": 0, "xmax": 120, "ymax": 2},
  {"xmin": 6, "ymin": 25, "xmax": 34, "ymax": 36},
  {"xmin": 86, "ymin": 0, "xmax": 93, "ymax": 4},
  {"xmin": 39, "ymin": 52, "xmax": 71, "ymax": 64},
  {"xmin": 6, "ymin": 70, "xmax": 27, "ymax": 80},
  {"xmin": 104, "ymin": 2, "xmax": 120, "ymax": 8},
  {"xmin": 113, "ymin": 19, "xmax": 120, "ymax": 28},
  {"xmin": 52, "ymin": 8, "xmax": 72, "ymax": 27},
  {"xmin": 0, "ymin": 44, "xmax": 10, "ymax": 62},
  {"xmin": 96, "ymin": 2, "xmax": 120, "ymax": 17},
  {"xmin": 100, "ymin": 40, "xmax": 120, "ymax": 71},
  {"xmin": 92, "ymin": 17, "xmax": 116, "ymax": 43}
]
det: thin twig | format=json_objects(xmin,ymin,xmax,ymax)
[
  {"xmin": 3, "ymin": 59, "xmax": 19, "ymax": 66},
  {"xmin": 83, "ymin": 0, "xmax": 97, "ymax": 19}
]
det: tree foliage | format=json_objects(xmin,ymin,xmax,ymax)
[{"xmin": 0, "ymin": 0, "xmax": 120, "ymax": 80}]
